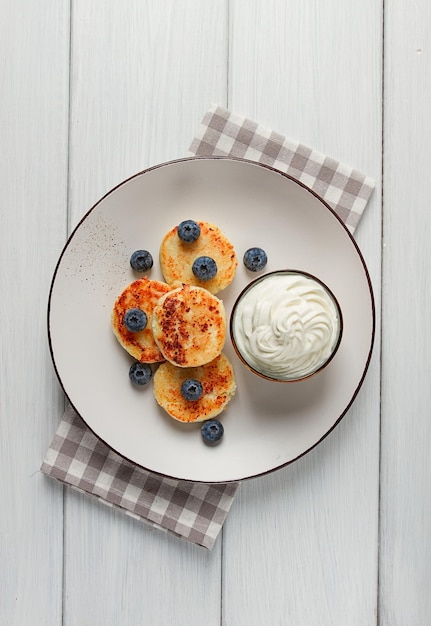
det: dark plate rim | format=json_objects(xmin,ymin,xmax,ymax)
[{"xmin": 47, "ymin": 155, "xmax": 376, "ymax": 483}]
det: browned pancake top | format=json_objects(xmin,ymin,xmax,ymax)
[
  {"xmin": 153, "ymin": 353, "xmax": 236, "ymax": 422},
  {"xmin": 112, "ymin": 277, "xmax": 172, "ymax": 363},
  {"xmin": 159, "ymin": 221, "xmax": 238, "ymax": 294},
  {"xmin": 151, "ymin": 283, "xmax": 226, "ymax": 367}
]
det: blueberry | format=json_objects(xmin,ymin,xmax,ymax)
[
  {"xmin": 129, "ymin": 362, "xmax": 153, "ymax": 386},
  {"xmin": 243, "ymin": 247, "xmax": 268, "ymax": 272},
  {"xmin": 130, "ymin": 249, "xmax": 153, "ymax": 272},
  {"xmin": 201, "ymin": 419, "xmax": 224, "ymax": 445},
  {"xmin": 123, "ymin": 308, "xmax": 147, "ymax": 332},
  {"xmin": 181, "ymin": 378, "xmax": 203, "ymax": 401},
  {"xmin": 192, "ymin": 256, "xmax": 217, "ymax": 281},
  {"xmin": 178, "ymin": 220, "xmax": 201, "ymax": 243}
]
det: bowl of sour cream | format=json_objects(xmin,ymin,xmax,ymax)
[{"xmin": 230, "ymin": 270, "xmax": 343, "ymax": 382}]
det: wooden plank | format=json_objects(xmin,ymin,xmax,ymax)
[
  {"xmin": 0, "ymin": 1, "xmax": 70, "ymax": 624},
  {"xmin": 224, "ymin": 1, "xmax": 382, "ymax": 624},
  {"xmin": 380, "ymin": 1, "xmax": 431, "ymax": 623},
  {"xmin": 67, "ymin": 0, "xmax": 229, "ymax": 231},
  {"xmin": 64, "ymin": 2, "xmax": 228, "ymax": 624}
]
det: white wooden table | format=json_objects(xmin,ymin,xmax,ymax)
[{"xmin": 1, "ymin": 2, "xmax": 430, "ymax": 624}]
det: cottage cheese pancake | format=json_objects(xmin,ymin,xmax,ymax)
[
  {"xmin": 152, "ymin": 283, "xmax": 226, "ymax": 367},
  {"xmin": 160, "ymin": 221, "xmax": 238, "ymax": 294},
  {"xmin": 112, "ymin": 277, "xmax": 172, "ymax": 363},
  {"xmin": 153, "ymin": 353, "xmax": 236, "ymax": 423}
]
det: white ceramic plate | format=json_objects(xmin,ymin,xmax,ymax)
[{"xmin": 48, "ymin": 157, "xmax": 375, "ymax": 482}]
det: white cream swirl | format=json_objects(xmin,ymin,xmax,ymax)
[{"xmin": 232, "ymin": 272, "xmax": 341, "ymax": 380}]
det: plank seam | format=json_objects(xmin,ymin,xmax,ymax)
[
  {"xmin": 62, "ymin": 2, "xmax": 74, "ymax": 624},
  {"xmin": 377, "ymin": 0, "xmax": 385, "ymax": 624}
]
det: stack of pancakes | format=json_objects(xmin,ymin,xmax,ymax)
[{"xmin": 112, "ymin": 221, "xmax": 237, "ymax": 423}]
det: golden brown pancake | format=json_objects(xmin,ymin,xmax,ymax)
[
  {"xmin": 112, "ymin": 277, "xmax": 172, "ymax": 363},
  {"xmin": 153, "ymin": 353, "xmax": 236, "ymax": 423},
  {"xmin": 151, "ymin": 283, "xmax": 226, "ymax": 367},
  {"xmin": 159, "ymin": 221, "xmax": 238, "ymax": 294}
]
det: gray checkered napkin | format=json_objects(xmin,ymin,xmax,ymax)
[
  {"xmin": 190, "ymin": 105, "xmax": 375, "ymax": 233},
  {"xmin": 41, "ymin": 105, "xmax": 375, "ymax": 550}
]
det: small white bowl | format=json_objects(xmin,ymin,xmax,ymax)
[{"xmin": 230, "ymin": 269, "xmax": 343, "ymax": 383}]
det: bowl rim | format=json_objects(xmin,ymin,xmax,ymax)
[{"xmin": 229, "ymin": 268, "xmax": 344, "ymax": 383}]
